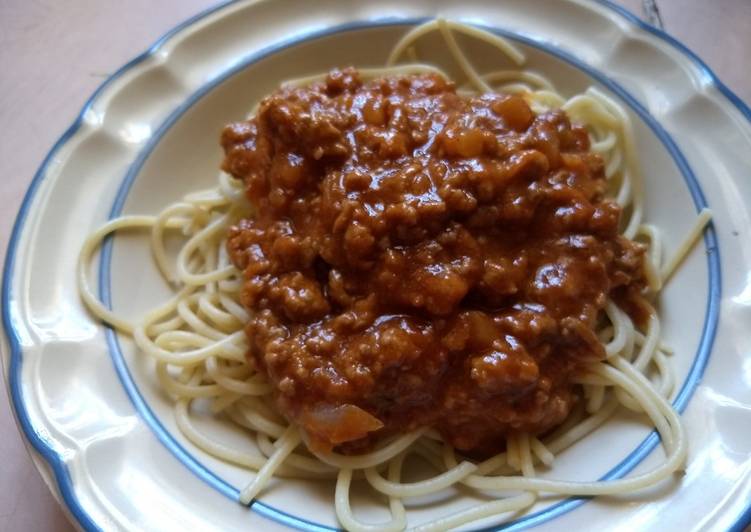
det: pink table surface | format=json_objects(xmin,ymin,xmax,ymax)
[{"xmin": 0, "ymin": 1, "xmax": 749, "ymax": 530}]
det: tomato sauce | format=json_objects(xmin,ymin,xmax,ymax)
[{"xmin": 223, "ymin": 68, "xmax": 645, "ymax": 455}]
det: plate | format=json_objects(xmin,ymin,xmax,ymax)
[{"xmin": 3, "ymin": 0, "xmax": 751, "ymax": 530}]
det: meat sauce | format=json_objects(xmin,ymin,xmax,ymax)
[{"xmin": 222, "ymin": 68, "xmax": 645, "ymax": 456}]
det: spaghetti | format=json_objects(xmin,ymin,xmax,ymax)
[{"xmin": 78, "ymin": 19, "xmax": 711, "ymax": 532}]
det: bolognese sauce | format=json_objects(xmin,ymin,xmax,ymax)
[{"xmin": 222, "ymin": 68, "xmax": 645, "ymax": 456}]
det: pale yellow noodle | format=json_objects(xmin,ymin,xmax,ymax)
[{"xmin": 75, "ymin": 18, "xmax": 712, "ymax": 532}]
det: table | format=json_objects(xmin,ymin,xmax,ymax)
[{"xmin": 0, "ymin": 1, "xmax": 748, "ymax": 530}]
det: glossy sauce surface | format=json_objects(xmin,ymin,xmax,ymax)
[{"xmin": 223, "ymin": 69, "xmax": 645, "ymax": 455}]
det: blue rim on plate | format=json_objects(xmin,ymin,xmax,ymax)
[
  {"xmin": 99, "ymin": 17, "xmax": 721, "ymax": 532},
  {"xmin": 1, "ymin": 1, "xmax": 747, "ymax": 530}
]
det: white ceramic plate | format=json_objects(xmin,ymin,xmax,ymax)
[{"xmin": 3, "ymin": 1, "xmax": 751, "ymax": 530}]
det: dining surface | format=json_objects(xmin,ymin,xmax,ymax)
[{"xmin": 0, "ymin": 0, "xmax": 749, "ymax": 530}]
